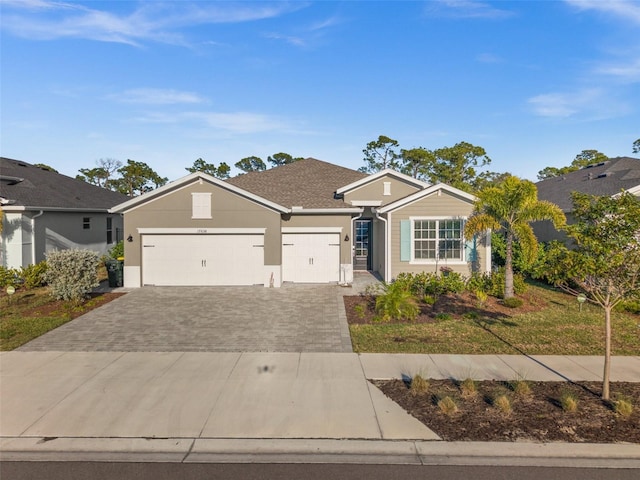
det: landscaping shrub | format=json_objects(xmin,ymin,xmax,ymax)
[
  {"xmin": 375, "ymin": 281, "xmax": 419, "ymax": 322},
  {"xmin": 0, "ymin": 266, "xmax": 20, "ymax": 288},
  {"xmin": 613, "ymin": 397, "xmax": 633, "ymax": 418},
  {"xmin": 560, "ymin": 392, "xmax": 578, "ymax": 413},
  {"xmin": 43, "ymin": 249, "xmax": 100, "ymax": 304},
  {"xmin": 489, "ymin": 267, "xmax": 527, "ymax": 298},
  {"xmin": 108, "ymin": 240, "xmax": 124, "ymax": 260},
  {"xmin": 19, "ymin": 261, "xmax": 48, "ymax": 289},
  {"xmin": 466, "ymin": 272, "xmax": 492, "ymax": 294},
  {"xmin": 503, "ymin": 297, "xmax": 524, "ymax": 309},
  {"xmin": 437, "ymin": 396, "xmax": 458, "ymax": 415},
  {"xmin": 394, "ymin": 271, "xmax": 466, "ymax": 298}
]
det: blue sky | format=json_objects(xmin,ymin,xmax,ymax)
[{"xmin": 1, "ymin": 0, "xmax": 639, "ymax": 183}]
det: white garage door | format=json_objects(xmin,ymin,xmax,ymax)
[
  {"xmin": 282, "ymin": 233, "xmax": 340, "ymax": 283},
  {"xmin": 142, "ymin": 234, "xmax": 264, "ymax": 286}
]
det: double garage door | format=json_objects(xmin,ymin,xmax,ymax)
[
  {"xmin": 141, "ymin": 232, "xmax": 340, "ymax": 286},
  {"xmin": 142, "ymin": 234, "xmax": 264, "ymax": 286}
]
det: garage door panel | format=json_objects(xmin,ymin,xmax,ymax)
[
  {"xmin": 142, "ymin": 235, "xmax": 264, "ymax": 286},
  {"xmin": 282, "ymin": 233, "xmax": 340, "ymax": 283}
]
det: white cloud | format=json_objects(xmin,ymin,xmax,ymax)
[
  {"xmin": 425, "ymin": 0, "xmax": 514, "ymax": 19},
  {"xmin": 527, "ymin": 88, "xmax": 630, "ymax": 119},
  {"xmin": 475, "ymin": 52, "xmax": 503, "ymax": 63},
  {"xmin": 595, "ymin": 57, "xmax": 640, "ymax": 82},
  {"xmin": 134, "ymin": 111, "xmax": 288, "ymax": 134},
  {"xmin": 564, "ymin": 0, "xmax": 640, "ymax": 25},
  {"xmin": 0, "ymin": 1, "xmax": 306, "ymax": 46},
  {"xmin": 109, "ymin": 88, "xmax": 207, "ymax": 105}
]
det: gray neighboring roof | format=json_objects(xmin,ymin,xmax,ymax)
[
  {"xmin": 0, "ymin": 157, "xmax": 130, "ymax": 210},
  {"xmin": 535, "ymin": 157, "xmax": 640, "ymax": 212},
  {"xmin": 226, "ymin": 158, "xmax": 368, "ymax": 209}
]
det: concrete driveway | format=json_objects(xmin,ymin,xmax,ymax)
[{"xmin": 18, "ymin": 284, "xmax": 356, "ymax": 353}]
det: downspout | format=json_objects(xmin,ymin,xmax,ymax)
[
  {"xmin": 31, "ymin": 210, "xmax": 44, "ymax": 265},
  {"xmin": 374, "ymin": 209, "xmax": 389, "ymax": 282}
]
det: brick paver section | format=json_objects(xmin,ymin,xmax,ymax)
[{"xmin": 18, "ymin": 279, "xmax": 378, "ymax": 352}]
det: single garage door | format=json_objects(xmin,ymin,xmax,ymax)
[
  {"xmin": 142, "ymin": 234, "xmax": 264, "ymax": 286},
  {"xmin": 282, "ymin": 233, "xmax": 340, "ymax": 283}
]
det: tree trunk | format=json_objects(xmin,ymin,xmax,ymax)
[
  {"xmin": 602, "ymin": 305, "xmax": 612, "ymax": 401},
  {"xmin": 504, "ymin": 232, "xmax": 514, "ymax": 299}
]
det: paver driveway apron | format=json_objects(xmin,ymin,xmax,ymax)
[{"xmin": 18, "ymin": 285, "xmax": 354, "ymax": 353}]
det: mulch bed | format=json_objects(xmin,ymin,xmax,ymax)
[
  {"xmin": 374, "ymin": 379, "xmax": 640, "ymax": 443},
  {"xmin": 344, "ymin": 291, "xmax": 544, "ymax": 325}
]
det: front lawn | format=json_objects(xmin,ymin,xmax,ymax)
[
  {"xmin": 0, "ymin": 286, "xmax": 124, "ymax": 351},
  {"xmin": 346, "ymin": 283, "xmax": 640, "ymax": 355}
]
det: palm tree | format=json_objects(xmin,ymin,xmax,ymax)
[{"xmin": 464, "ymin": 176, "xmax": 565, "ymax": 299}]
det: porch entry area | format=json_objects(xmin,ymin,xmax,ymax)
[{"xmin": 353, "ymin": 219, "xmax": 372, "ymax": 271}]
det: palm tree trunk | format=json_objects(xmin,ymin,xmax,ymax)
[
  {"xmin": 602, "ymin": 305, "xmax": 612, "ymax": 401},
  {"xmin": 504, "ymin": 232, "xmax": 514, "ymax": 299}
]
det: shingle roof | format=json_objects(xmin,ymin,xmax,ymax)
[
  {"xmin": 0, "ymin": 157, "xmax": 130, "ymax": 210},
  {"xmin": 226, "ymin": 158, "xmax": 367, "ymax": 209},
  {"xmin": 535, "ymin": 157, "xmax": 640, "ymax": 211}
]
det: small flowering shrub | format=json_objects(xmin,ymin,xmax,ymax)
[{"xmin": 43, "ymin": 249, "xmax": 100, "ymax": 303}]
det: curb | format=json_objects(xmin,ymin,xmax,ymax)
[{"xmin": 2, "ymin": 437, "xmax": 639, "ymax": 468}]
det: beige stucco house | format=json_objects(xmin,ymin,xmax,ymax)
[{"xmin": 110, "ymin": 158, "xmax": 491, "ymax": 288}]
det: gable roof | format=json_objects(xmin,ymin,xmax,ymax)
[
  {"xmin": 335, "ymin": 168, "xmax": 429, "ymax": 195},
  {"xmin": 535, "ymin": 157, "xmax": 640, "ymax": 212},
  {"xmin": 226, "ymin": 158, "xmax": 367, "ymax": 209},
  {"xmin": 0, "ymin": 157, "xmax": 129, "ymax": 211},
  {"xmin": 110, "ymin": 171, "xmax": 289, "ymax": 214},
  {"xmin": 377, "ymin": 183, "xmax": 476, "ymax": 214}
]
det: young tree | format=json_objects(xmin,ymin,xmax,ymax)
[
  {"xmin": 112, "ymin": 159, "xmax": 168, "ymax": 196},
  {"xmin": 431, "ymin": 141, "xmax": 492, "ymax": 191},
  {"xmin": 537, "ymin": 149, "xmax": 608, "ymax": 180},
  {"xmin": 235, "ymin": 156, "xmax": 266, "ymax": 173},
  {"xmin": 267, "ymin": 152, "xmax": 303, "ymax": 167},
  {"xmin": 464, "ymin": 176, "xmax": 565, "ymax": 298},
  {"xmin": 536, "ymin": 192, "xmax": 640, "ymax": 400},
  {"xmin": 359, "ymin": 135, "xmax": 401, "ymax": 173},
  {"xmin": 399, "ymin": 147, "xmax": 436, "ymax": 180},
  {"xmin": 633, "ymin": 138, "xmax": 639, "ymax": 154},
  {"xmin": 185, "ymin": 158, "xmax": 230, "ymax": 179}
]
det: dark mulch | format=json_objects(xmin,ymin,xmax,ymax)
[
  {"xmin": 374, "ymin": 379, "xmax": 640, "ymax": 443},
  {"xmin": 344, "ymin": 291, "xmax": 544, "ymax": 325}
]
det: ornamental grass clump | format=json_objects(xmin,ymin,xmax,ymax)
[
  {"xmin": 613, "ymin": 398, "xmax": 633, "ymax": 418},
  {"xmin": 410, "ymin": 373, "xmax": 429, "ymax": 396},
  {"xmin": 437, "ymin": 396, "xmax": 459, "ymax": 415},
  {"xmin": 460, "ymin": 378, "xmax": 478, "ymax": 398},
  {"xmin": 560, "ymin": 392, "xmax": 579, "ymax": 413},
  {"xmin": 44, "ymin": 249, "xmax": 100, "ymax": 305},
  {"xmin": 510, "ymin": 379, "xmax": 532, "ymax": 398},
  {"xmin": 493, "ymin": 394, "xmax": 512, "ymax": 415}
]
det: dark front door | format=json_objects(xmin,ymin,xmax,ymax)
[{"xmin": 354, "ymin": 219, "xmax": 372, "ymax": 271}]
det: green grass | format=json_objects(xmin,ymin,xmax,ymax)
[
  {"xmin": 0, "ymin": 280, "xmax": 109, "ymax": 351},
  {"xmin": 349, "ymin": 283, "xmax": 640, "ymax": 355}
]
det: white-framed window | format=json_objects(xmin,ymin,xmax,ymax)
[
  {"xmin": 192, "ymin": 192, "xmax": 212, "ymax": 219},
  {"xmin": 412, "ymin": 218, "xmax": 464, "ymax": 263}
]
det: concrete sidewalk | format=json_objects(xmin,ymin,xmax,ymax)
[{"xmin": 1, "ymin": 352, "xmax": 639, "ymax": 466}]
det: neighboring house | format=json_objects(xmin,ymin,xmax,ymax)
[
  {"xmin": 534, "ymin": 156, "xmax": 640, "ymax": 243},
  {"xmin": 0, "ymin": 157, "xmax": 129, "ymax": 268},
  {"xmin": 110, "ymin": 158, "xmax": 491, "ymax": 288}
]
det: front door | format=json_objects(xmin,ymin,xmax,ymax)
[{"xmin": 353, "ymin": 219, "xmax": 372, "ymax": 271}]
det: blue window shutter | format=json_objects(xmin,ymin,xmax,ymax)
[
  {"xmin": 400, "ymin": 220, "xmax": 411, "ymax": 262},
  {"xmin": 465, "ymin": 235, "xmax": 478, "ymax": 262}
]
